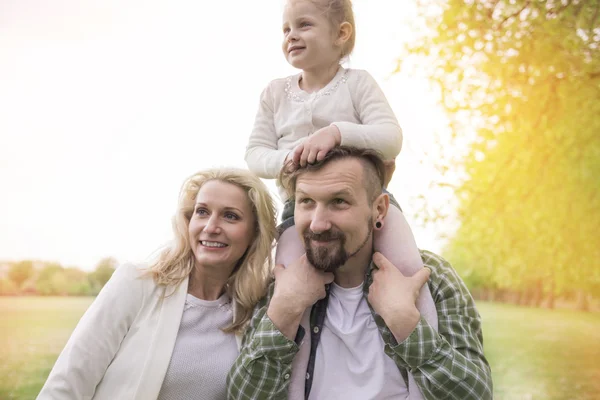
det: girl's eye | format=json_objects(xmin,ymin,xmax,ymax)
[
  {"xmin": 283, "ymin": 27, "xmax": 290, "ymax": 34},
  {"xmin": 300, "ymin": 22, "xmax": 311, "ymax": 28},
  {"xmin": 196, "ymin": 208, "xmax": 208, "ymax": 216}
]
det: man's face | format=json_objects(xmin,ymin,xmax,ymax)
[{"xmin": 294, "ymin": 158, "xmax": 375, "ymax": 272}]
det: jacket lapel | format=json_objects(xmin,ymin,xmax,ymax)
[{"xmin": 134, "ymin": 277, "xmax": 188, "ymax": 400}]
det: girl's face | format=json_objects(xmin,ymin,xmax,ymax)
[
  {"xmin": 281, "ymin": 0, "xmax": 341, "ymax": 71},
  {"xmin": 188, "ymin": 180, "xmax": 255, "ymax": 274}
]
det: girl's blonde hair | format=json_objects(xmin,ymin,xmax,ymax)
[
  {"xmin": 313, "ymin": 0, "xmax": 356, "ymax": 59},
  {"xmin": 149, "ymin": 168, "xmax": 277, "ymax": 333}
]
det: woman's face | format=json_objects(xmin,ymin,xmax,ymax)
[{"xmin": 188, "ymin": 180, "xmax": 256, "ymax": 273}]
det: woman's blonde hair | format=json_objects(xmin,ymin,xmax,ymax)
[{"xmin": 149, "ymin": 168, "xmax": 277, "ymax": 333}]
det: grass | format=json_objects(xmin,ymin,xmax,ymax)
[
  {"xmin": 477, "ymin": 301, "xmax": 600, "ymax": 400},
  {"xmin": 0, "ymin": 297, "xmax": 94, "ymax": 400},
  {"xmin": 0, "ymin": 297, "xmax": 598, "ymax": 399}
]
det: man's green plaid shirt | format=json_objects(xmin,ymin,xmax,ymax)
[{"xmin": 227, "ymin": 250, "xmax": 493, "ymax": 399}]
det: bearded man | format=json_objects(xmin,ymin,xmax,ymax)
[{"xmin": 228, "ymin": 146, "xmax": 493, "ymax": 400}]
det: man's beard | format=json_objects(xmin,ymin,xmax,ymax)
[{"xmin": 303, "ymin": 218, "xmax": 373, "ymax": 272}]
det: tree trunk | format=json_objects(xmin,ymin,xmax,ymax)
[
  {"xmin": 576, "ymin": 290, "xmax": 590, "ymax": 312},
  {"xmin": 516, "ymin": 290, "xmax": 526, "ymax": 306},
  {"xmin": 531, "ymin": 279, "xmax": 544, "ymax": 307},
  {"xmin": 547, "ymin": 280, "xmax": 555, "ymax": 309}
]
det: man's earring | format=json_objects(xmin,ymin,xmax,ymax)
[{"xmin": 375, "ymin": 221, "xmax": 383, "ymax": 230}]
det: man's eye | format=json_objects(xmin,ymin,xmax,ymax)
[{"xmin": 333, "ymin": 198, "xmax": 347, "ymax": 205}]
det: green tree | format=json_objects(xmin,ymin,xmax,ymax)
[
  {"xmin": 0, "ymin": 278, "xmax": 18, "ymax": 295},
  {"xmin": 89, "ymin": 257, "xmax": 117, "ymax": 294},
  {"xmin": 36, "ymin": 263, "xmax": 93, "ymax": 296},
  {"xmin": 64, "ymin": 267, "xmax": 92, "ymax": 295},
  {"xmin": 36, "ymin": 263, "xmax": 65, "ymax": 295},
  {"xmin": 407, "ymin": 0, "xmax": 600, "ymax": 308},
  {"xmin": 8, "ymin": 261, "xmax": 34, "ymax": 289}
]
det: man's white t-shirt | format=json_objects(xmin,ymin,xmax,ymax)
[{"xmin": 309, "ymin": 282, "xmax": 409, "ymax": 400}]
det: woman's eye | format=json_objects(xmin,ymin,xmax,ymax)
[
  {"xmin": 224, "ymin": 212, "xmax": 240, "ymax": 220},
  {"xmin": 196, "ymin": 208, "xmax": 208, "ymax": 216}
]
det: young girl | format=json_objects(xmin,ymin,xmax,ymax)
[{"xmin": 246, "ymin": 0, "xmax": 437, "ymax": 397}]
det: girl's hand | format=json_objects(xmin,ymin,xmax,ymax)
[{"xmin": 292, "ymin": 125, "xmax": 341, "ymax": 167}]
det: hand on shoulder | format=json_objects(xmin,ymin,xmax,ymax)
[{"xmin": 368, "ymin": 252, "xmax": 431, "ymax": 342}]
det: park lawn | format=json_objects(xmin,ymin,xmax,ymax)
[
  {"xmin": 477, "ymin": 301, "xmax": 600, "ymax": 400},
  {"xmin": 0, "ymin": 296, "xmax": 94, "ymax": 400},
  {"xmin": 0, "ymin": 297, "xmax": 599, "ymax": 399}
]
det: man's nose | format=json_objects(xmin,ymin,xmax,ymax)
[{"xmin": 309, "ymin": 205, "xmax": 331, "ymax": 233}]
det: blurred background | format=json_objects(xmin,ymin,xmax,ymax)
[{"xmin": 1, "ymin": 0, "xmax": 598, "ymax": 399}]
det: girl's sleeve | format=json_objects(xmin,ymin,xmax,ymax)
[
  {"xmin": 333, "ymin": 71, "xmax": 403, "ymax": 160},
  {"xmin": 36, "ymin": 264, "xmax": 145, "ymax": 400},
  {"xmin": 245, "ymin": 83, "xmax": 291, "ymax": 179}
]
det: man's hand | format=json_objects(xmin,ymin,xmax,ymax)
[
  {"xmin": 368, "ymin": 252, "xmax": 431, "ymax": 342},
  {"xmin": 267, "ymin": 255, "xmax": 334, "ymax": 340},
  {"xmin": 292, "ymin": 125, "xmax": 341, "ymax": 167}
]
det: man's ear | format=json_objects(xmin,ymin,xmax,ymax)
[
  {"xmin": 373, "ymin": 192, "xmax": 389, "ymax": 222},
  {"xmin": 336, "ymin": 21, "xmax": 352, "ymax": 47}
]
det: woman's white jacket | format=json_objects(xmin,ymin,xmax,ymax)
[{"xmin": 37, "ymin": 264, "xmax": 241, "ymax": 400}]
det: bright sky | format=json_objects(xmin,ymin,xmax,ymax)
[{"xmin": 0, "ymin": 0, "xmax": 452, "ymax": 270}]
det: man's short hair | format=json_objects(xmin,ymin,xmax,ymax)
[{"xmin": 278, "ymin": 146, "xmax": 386, "ymax": 204}]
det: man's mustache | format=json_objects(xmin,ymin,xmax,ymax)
[{"xmin": 303, "ymin": 230, "xmax": 344, "ymax": 242}]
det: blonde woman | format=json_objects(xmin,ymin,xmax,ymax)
[{"xmin": 38, "ymin": 168, "xmax": 277, "ymax": 400}]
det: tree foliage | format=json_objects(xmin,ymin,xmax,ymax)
[
  {"xmin": 8, "ymin": 261, "xmax": 34, "ymax": 289},
  {"xmin": 89, "ymin": 257, "xmax": 117, "ymax": 294},
  {"xmin": 0, "ymin": 278, "xmax": 18, "ymax": 295},
  {"xmin": 1, "ymin": 258, "xmax": 117, "ymax": 296},
  {"xmin": 407, "ymin": 0, "xmax": 600, "ymax": 306},
  {"xmin": 36, "ymin": 263, "xmax": 66, "ymax": 295},
  {"xmin": 36, "ymin": 264, "xmax": 92, "ymax": 296}
]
